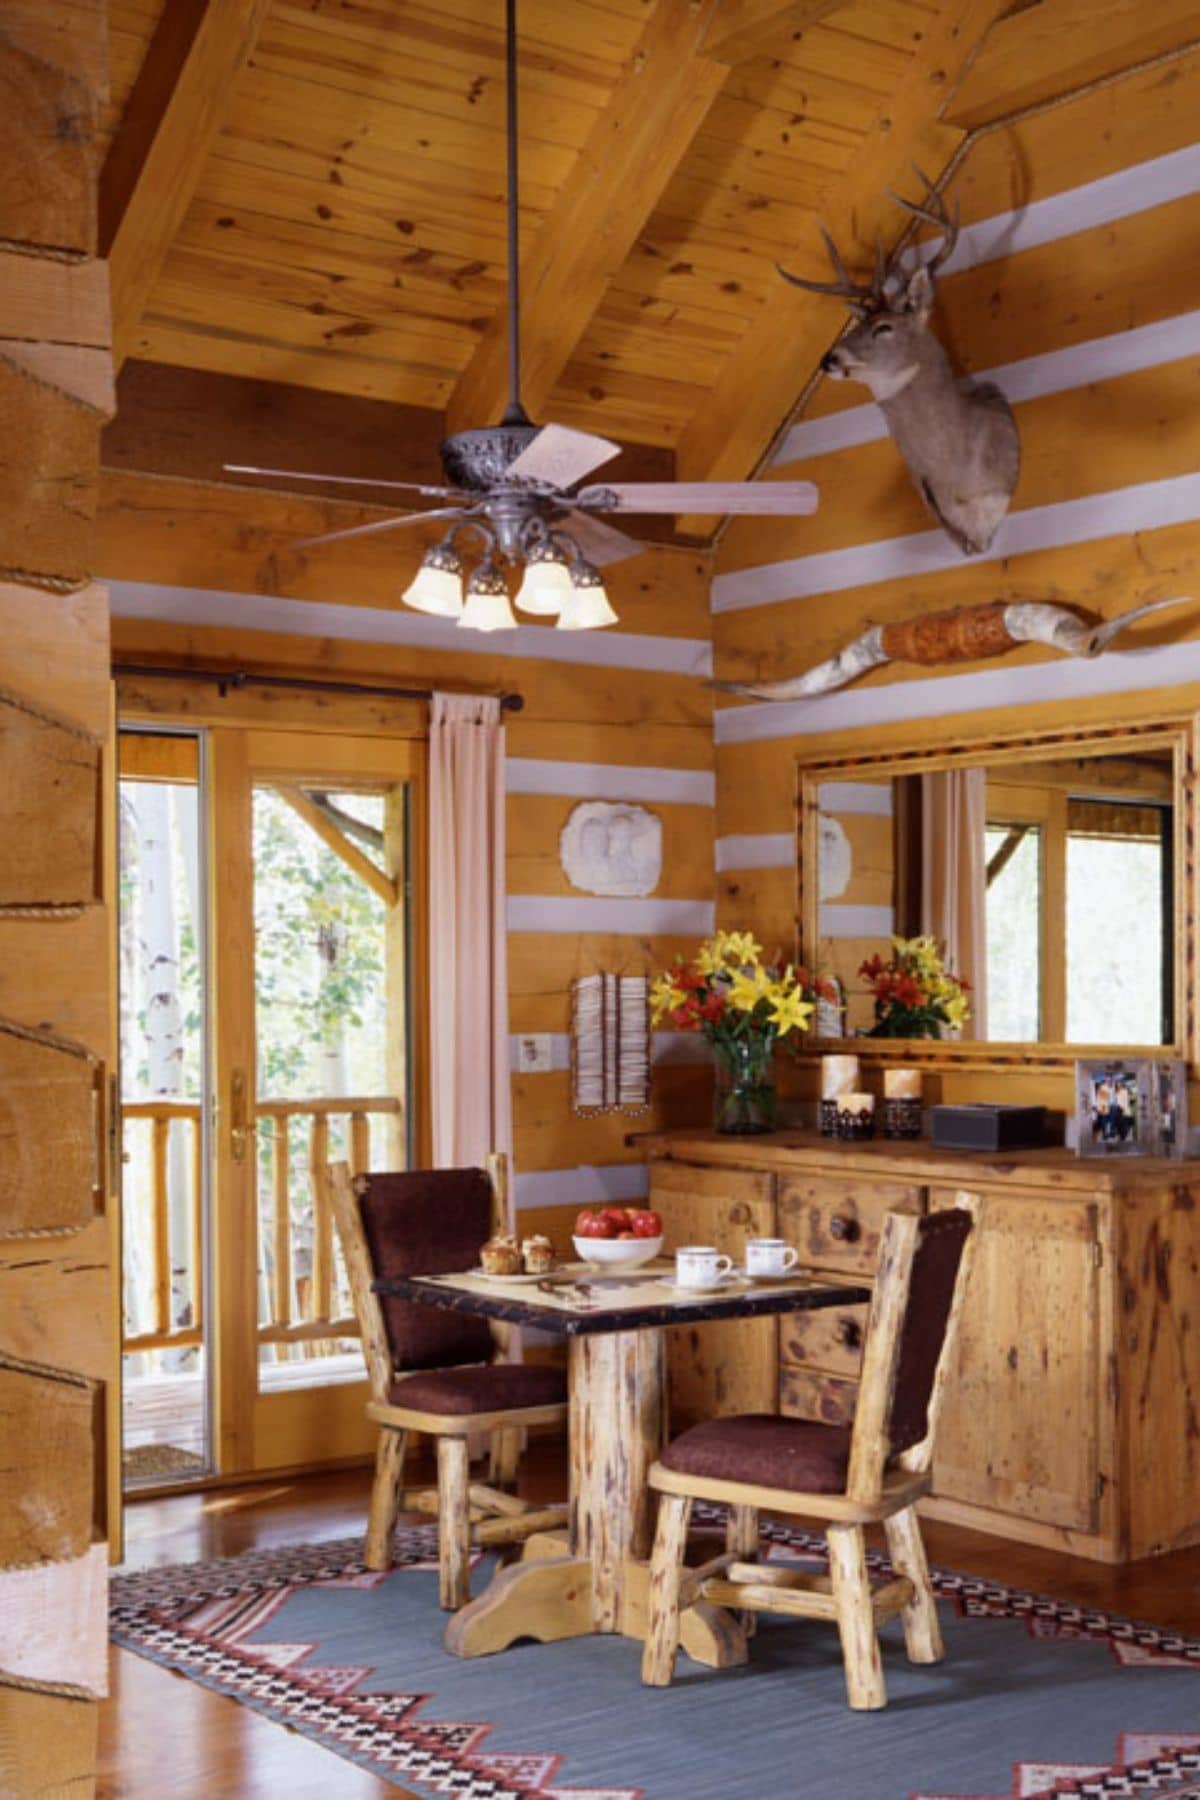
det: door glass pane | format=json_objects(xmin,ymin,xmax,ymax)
[
  {"xmin": 986, "ymin": 823, "xmax": 1041, "ymax": 1040},
  {"xmin": 1067, "ymin": 806, "xmax": 1165, "ymax": 1043},
  {"xmin": 252, "ymin": 783, "xmax": 408, "ymax": 1383},
  {"xmin": 118, "ymin": 733, "xmax": 211, "ymax": 1487}
]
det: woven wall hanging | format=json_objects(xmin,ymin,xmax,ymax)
[{"xmin": 570, "ymin": 972, "xmax": 650, "ymax": 1116}]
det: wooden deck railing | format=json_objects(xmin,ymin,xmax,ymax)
[{"xmin": 121, "ymin": 1094, "xmax": 401, "ymax": 1362}]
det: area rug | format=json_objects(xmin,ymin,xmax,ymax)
[{"xmin": 110, "ymin": 1511, "xmax": 1200, "ymax": 1800}]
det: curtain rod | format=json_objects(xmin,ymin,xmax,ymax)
[{"xmin": 111, "ymin": 662, "xmax": 525, "ymax": 711}]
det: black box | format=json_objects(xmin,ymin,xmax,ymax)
[{"xmin": 930, "ymin": 1103, "xmax": 1047, "ymax": 1152}]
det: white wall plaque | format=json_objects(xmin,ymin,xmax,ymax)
[
  {"xmin": 560, "ymin": 801, "xmax": 662, "ymax": 897},
  {"xmin": 819, "ymin": 814, "xmax": 852, "ymax": 900}
]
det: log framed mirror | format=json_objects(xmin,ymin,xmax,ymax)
[{"xmin": 796, "ymin": 714, "xmax": 1198, "ymax": 1070}]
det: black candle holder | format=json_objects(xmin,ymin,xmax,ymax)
[
  {"xmin": 834, "ymin": 1106, "xmax": 875, "ymax": 1141},
  {"xmin": 884, "ymin": 1096, "xmax": 922, "ymax": 1139},
  {"xmin": 819, "ymin": 1097, "xmax": 839, "ymax": 1136}
]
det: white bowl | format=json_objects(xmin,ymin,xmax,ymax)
[{"xmin": 572, "ymin": 1233, "xmax": 663, "ymax": 1269}]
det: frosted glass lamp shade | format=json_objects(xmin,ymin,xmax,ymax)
[
  {"xmin": 458, "ymin": 564, "xmax": 517, "ymax": 632},
  {"xmin": 402, "ymin": 543, "xmax": 464, "ymax": 617},
  {"xmin": 557, "ymin": 559, "xmax": 618, "ymax": 630},
  {"xmin": 514, "ymin": 542, "xmax": 573, "ymax": 615}
]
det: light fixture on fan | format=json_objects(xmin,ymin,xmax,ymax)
[
  {"xmin": 403, "ymin": 517, "xmax": 612, "ymax": 631},
  {"xmin": 223, "ymin": 0, "xmax": 820, "ymax": 630}
]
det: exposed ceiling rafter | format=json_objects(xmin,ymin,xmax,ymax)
[{"xmin": 100, "ymin": 0, "xmax": 272, "ymax": 370}]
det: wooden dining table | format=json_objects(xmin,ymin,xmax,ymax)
[{"xmin": 373, "ymin": 1259, "xmax": 871, "ymax": 1664}]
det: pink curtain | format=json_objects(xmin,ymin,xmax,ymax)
[
  {"xmin": 921, "ymin": 767, "xmax": 988, "ymax": 1039},
  {"xmin": 429, "ymin": 694, "xmax": 512, "ymax": 1184}
]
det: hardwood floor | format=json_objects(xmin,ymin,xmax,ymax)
[{"xmin": 100, "ymin": 1442, "xmax": 1200, "ymax": 1798}]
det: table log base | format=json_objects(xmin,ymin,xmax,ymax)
[{"xmin": 444, "ymin": 1327, "xmax": 748, "ymax": 1667}]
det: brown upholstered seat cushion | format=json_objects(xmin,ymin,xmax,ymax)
[
  {"xmin": 360, "ymin": 1168, "xmax": 495, "ymax": 1372},
  {"xmin": 389, "ymin": 1362, "xmax": 567, "ymax": 1416},
  {"xmin": 888, "ymin": 1207, "xmax": 973, "ymax": 1456},
  {"xmin": 659, "ymin": 1414, "xmax": 852, "ymax": 1495}
]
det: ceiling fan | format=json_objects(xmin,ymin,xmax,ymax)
[{"xmin": 225, "ymin": 0, "xmax": 819, "ymax": 631}]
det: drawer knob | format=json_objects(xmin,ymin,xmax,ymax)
[
  {"xmin": 837, "ymin": 1317, "xmax": 862, "ymax": 1350},
  {"xmin": 828, "ymin": 1214, "xmax": 860, "ymax": 1243}
]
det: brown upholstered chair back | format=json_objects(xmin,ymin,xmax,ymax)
[
  {"xmin": 357, "ymin": 1168, "xmax": 496, "ymax": 1373},
  {"xmin": 885, "ymin": 1207, "xmax": 974, "ymax": 1457}
]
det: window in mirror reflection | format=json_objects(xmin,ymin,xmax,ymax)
[
  {"xmin": 985, "ymin": 823, "xmax": 1041, "ymax": 1040},
  {"xmin": 1066, "ymin": 800, "xmax": 1169, "ymax": 1043}
]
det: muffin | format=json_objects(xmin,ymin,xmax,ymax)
[
  {"xmin": 480, "ymin": 1233, "xmax": 521, "ymax": 1276},
  {"xmin": 521, "ymin": 1233, "xmax": 555, "ymax": 1276}
]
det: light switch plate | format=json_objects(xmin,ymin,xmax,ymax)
[{"xmin": 517, "ymin": 1033, "xmax": 554, "ymax": 1074}]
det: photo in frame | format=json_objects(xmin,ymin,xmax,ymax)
[
  {"xmin": 1074, "ymin": 1059, "xmax": 1154, "ymax": 1158},
  {"xmin": 1152, "ymin": 1059, "xmax": 1189, "ymax": 1156}
]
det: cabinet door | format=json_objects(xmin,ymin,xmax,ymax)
[
  {"xmin": 650, "ymin": 1160, "xmax": 776, "ymax": 1430},
  {"xmin": 930, "ymin": 1188, "xmax": 1101, "ymax": 1533}
]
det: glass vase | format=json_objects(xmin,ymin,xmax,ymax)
[{"xmin": 713, "ymin": 1035, "xmax": 776, "ymax": 1135}]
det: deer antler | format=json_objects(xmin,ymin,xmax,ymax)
[
  {"xmin": 777, "ymin": 225, "xmax": 891, "ymax": 318},
  {"xmin": 889, "ymin": 164, "xmax": 960, "ymax": 280}
]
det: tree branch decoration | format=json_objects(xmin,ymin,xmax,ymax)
[
  {"xmin": 571, "ymin": 973, "xmax": 650, "ymax": 1116},
  {"xmin": 715, "ymin": 595, "xmax": 1194, "ymax": 704}
]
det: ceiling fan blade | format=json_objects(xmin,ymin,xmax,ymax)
[
  {"xmin": 560, "ymin": 509, "xmax": 645, "ymax": 567},
  {"xmin": 294, "ymin": 505, "xmax": 470, "ymax": 550},
  {"xmin": 226, "ymin": 463, "xmax": 465, "ymax": 499},
  {"xmin": 505, "ymin": 423, "xmax": 622, "ymax": 489},
  {"xmin": 576, "ymin": 480, "xmax": 820, "ymax": 515}
]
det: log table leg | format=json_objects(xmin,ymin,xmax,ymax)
[{"xmin": 444, "ymin": 1325, "xmax": 746, "ymax": 1667}]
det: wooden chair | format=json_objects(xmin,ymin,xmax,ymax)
[
  {"xmin": 330, "ymin": 1154, "xmax": 568, "ymax": 1609},
  {"xmin": 641, "ymin": 1202, "xmax": 978, "ymax": 1708}
]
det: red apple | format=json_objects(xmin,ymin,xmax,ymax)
[
  {"xmin": 601, "ymin": 1205, "xmax": 636, "ymax": 1231},
  {"xmin": 629, "ymin": 1209, "xmax": 663, "ymax": 1239},
  {"xmin": 575, "ymin": 1207, "xmax": 617, "ymax": 1239}
]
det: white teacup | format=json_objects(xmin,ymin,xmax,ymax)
[
  {"xmin": 745, "ymin": 1237, "xmax": 799, "ymax": 1277},
  {"xmin": 675, "ymin": 1245, "xmax": 734, "ymax": 1289}
]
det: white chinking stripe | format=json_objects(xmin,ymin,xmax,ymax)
[
  {"xmin": 817, "ymin": 781, "xmax": 893, "ymax": 815},
  {"xmin": 507, "ymin": 758, "xmax": 715, "ymax": 805},
  {"xmin": 715, "ymin": 832, "xmax": 793, "ymax": 871},
  {"xmin": 712, "ymin": 472, "xmax": 1200, "ymax": 614},
  {"xmin": 514, "ymin": 1163, "xmax": 649, "ymax": 1212},
  {"xmin": 508, "ymin": 1031, "xmax": 711, "ymax": 1071},
  {"xmin": 715, "ymin": 612, "xmax": 1200, "ymax": 746},
  {"xmin": 107, "ymin": 581, "xmax": 713, "ymax": 678},
  {"xmin": 773, "ymin": 309, "xmax": 1200, "ymax": 467},
  {"xmin": 820, "ymin": 903, "xmax": 895, "ymax": 938},
  {"xmin": 507, "ymin": 895, "xmax": 715, "ymax": 933}
]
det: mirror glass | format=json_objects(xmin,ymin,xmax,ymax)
[{"xmin": 812, "ymin": 746, "xmax": 1177, "ymax": 1046}]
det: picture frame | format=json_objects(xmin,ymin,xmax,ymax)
[
  {"xmin": 1152, "ymin": 1059, "xmax": 1189, "ymax": 1157},
  {"xmin": 1074, "ymin": 1059, "xmax": 1154, "ymax": 1158}
]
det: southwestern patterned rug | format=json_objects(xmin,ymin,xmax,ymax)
[{"xmin": 110, "ymin": 1513, "xmax": 1200, "ymax": 1800}]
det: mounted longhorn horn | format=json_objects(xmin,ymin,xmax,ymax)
[
  {"xmin": 778, "ymin": 168, "xmax": 1020, "ymax": 556},
  {"xmin": 714, "ymin": 596, "xmax": 1194, "ymax": 704}
]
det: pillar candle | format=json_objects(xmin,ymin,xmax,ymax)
[
  {"xmin": 821, "ymin": 1053, "xmax": 860, "ymax": 1099},
  {"xmin": 836, "ymin": 1091, "xmax": 875, "ymax": 1115},
  {"xmin": 884, "ymin": 1067, "xmax": 922, "ymax": 1099}
]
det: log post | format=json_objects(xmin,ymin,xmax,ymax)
[{"xmin": 569, "ymin": 1328, "xmax": 667, "ymax": 1631}]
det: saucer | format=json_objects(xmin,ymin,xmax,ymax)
[
  {"xmin": 735, "ymin": 1265, "xmax": 803, "ymax": 1283},
  {"xmin": 468, "ymin": 1267, "xmax": 547, "ymax": 1285},
  {"xmin": 655, "ymin": 1274, "xmax": 745, "ymax": 1294}
]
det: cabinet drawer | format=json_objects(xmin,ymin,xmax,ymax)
[
  {"xmin": 650, "ymin": 1160, "xmax": 774, "ymax": 1242},
  {"xmin": 780, "ymin": 1364, "xmax": 858, "ymax": 1428},
  {"xmin": 778, "ymin": 1175, "xmax": 922, "ymax": 1275},
  {"xmin": 779, "ymin": 1298, "xmax": 870, "ymax": 1378}
]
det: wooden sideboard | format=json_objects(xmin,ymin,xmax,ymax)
[{"xmin": 637, "ymin": 1128, "xmax": 1200, "ymax": 1564}]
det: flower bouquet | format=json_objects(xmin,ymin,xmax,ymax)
[
  {"xmin": 859, "ymin": 935, "xmax": 971, "ymax": 1039},
  {"xmin": 651, "ymin": 932, "xmax": 834, "ymax": 1134}
]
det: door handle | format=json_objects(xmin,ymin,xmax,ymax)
[{"xmin": 230, "ymin": 1068, "xmax": 253, "ymax": 1162}]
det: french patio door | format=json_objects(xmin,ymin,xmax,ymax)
[{"xmin": 120, "ymin": 721, "xmax": 424, "ymax": 1482}]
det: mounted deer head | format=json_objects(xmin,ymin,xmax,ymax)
[{"xmin": 779, "ymin": 171, "xmax": 1020, "ymax": 556}]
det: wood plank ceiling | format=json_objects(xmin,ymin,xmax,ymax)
[{"xmin": 100, "ymin": 0, "xmax": 1200, "ymax": 514}]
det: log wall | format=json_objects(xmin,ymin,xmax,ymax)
[
  {"xmin": 0, "ymin": 2, "xmax": 114, "ymax": 1794},
  {"xmin": 712, "ymin": 41, "xmax": 1200, "ymax": 1115}
]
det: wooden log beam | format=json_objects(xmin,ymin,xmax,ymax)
[
  {"xmin": 701, "ymin": 0, "xmax": 843, "ymax": 65},
  {"xmin": 100, "ymin": 0, "xmax": 273, "ymax": 369},
  {"xmin": 673, "ymin": 0, "xmax": 1008, "ymax": 502},
  {"xmin": 271, "ymin": 784, "xmax": 398, "ymax": 908},
  {"xmin": 444, "ymin": 0, "xmax": 731, "ymax": 435}
]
